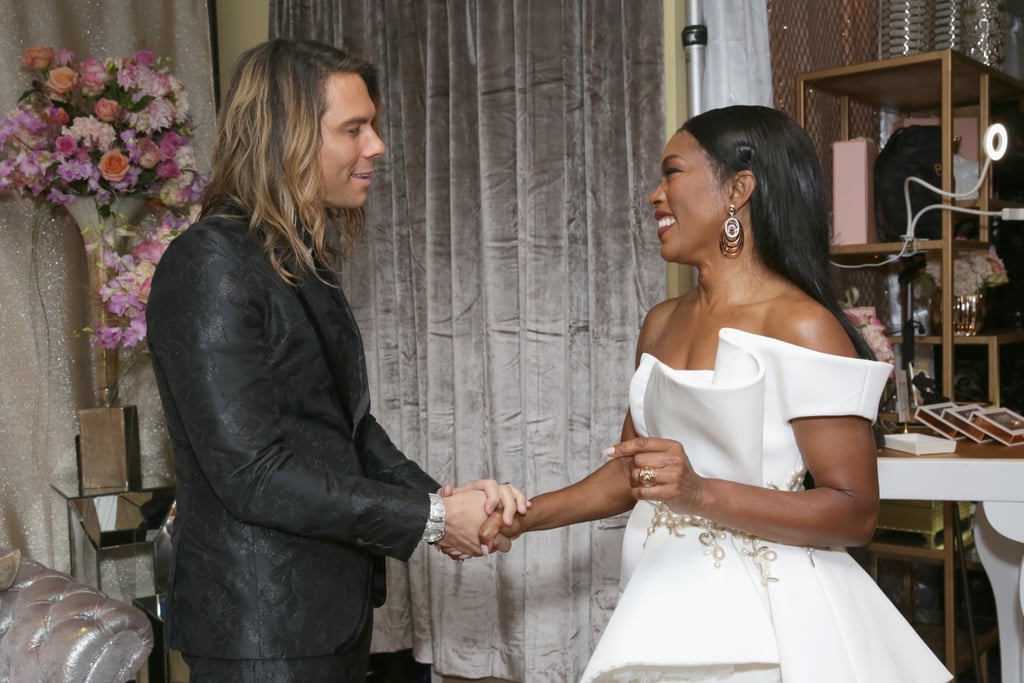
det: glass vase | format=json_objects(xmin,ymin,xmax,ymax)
[
  {"xmin": 952, "ymin": 292, "xmax": 986, "ymax": 336},
  {"xmin": 64, "ymin": 196, "xmax": 146, "ymax": 407},
  {"xmin": 64, "ymin": 196, "xmax": 147, "ymax": 493}
]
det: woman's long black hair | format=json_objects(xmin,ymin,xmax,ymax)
[{"xmin": 682, "ymin": 105, "xmax": 875, "ymax": 360}]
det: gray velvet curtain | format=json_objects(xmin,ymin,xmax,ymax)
[
  {"xmin": 272, "ymin": 2, "xmax": 665, "ymax": 680},
  {"xmin": 0, "ymin": 0, "xmax": 216, "ymax": 600}
]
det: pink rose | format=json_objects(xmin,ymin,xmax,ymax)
[
  {"xmin": 94, "ymin": 98, "xmax": 121, "ymax": 123},
  {"xmin": 48, "ymin": 107, "xmax": 70, "ymax": 127},
  {"xmin": 133, "ymin": 50, "xmax": 155, "ymax": 68},
  {"xmin": 98, "ymin": 149, "xmax": 130, "ymax": 182},
  {"xmin": 20, "ymin": 46, "xmax": 54, "ymax": 70},
  {"xmin": 79, "ymin": 59, "xmax": 109, "ymax": 95},
  {"xmin": 45, "ymin": 66, "xmax": 77, "ymax": 95},
  {"xmin": 54, "ymin": 135, "xmax": 77, "ymax": 156},
  {"xmin": 135, "ymin": 138, "xmax": 162, "ymax": 168},
  {"xmin": 132, "ymin": 239, "xmax": 165, "ymax": 264}
]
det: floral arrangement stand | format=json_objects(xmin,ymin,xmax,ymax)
[
  {"xmin": 1, "ymin": 46, "xmax": 205, "ymax": 494},
  {"xmin": 65, "ymin": 196, "xmax": 145, "ymax": 493}
]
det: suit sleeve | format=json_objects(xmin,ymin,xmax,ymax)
[
  {"xmin": 147, "ymin": 225, "xmax": 433, "ymax": 561},
  {"xmin": 357, "ymin": 414, "xmax": 441, "ymax": 491}
]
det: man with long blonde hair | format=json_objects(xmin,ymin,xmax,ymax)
[{"xmin": 146, "ymin": 38, "xmax": 523, "ymax": 681}]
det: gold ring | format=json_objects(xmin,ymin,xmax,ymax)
[{"xmin": 638, "ymin": 466, "xmax": 657, "ymax": 488}]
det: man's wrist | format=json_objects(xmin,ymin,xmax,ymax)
[{"xmin": 422, "ymin": 492, "xmax": 446, "ymax": 544}]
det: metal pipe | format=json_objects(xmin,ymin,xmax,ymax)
[{"xmin": 682, "ymin": 0, "xmax": 707, "ymax": 120}]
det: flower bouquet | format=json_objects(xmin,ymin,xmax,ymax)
[
  {"xmin": 917, "ymin": 246, "xmax": 1009, "ymax": 335},
  {"xmin": 0, "ymin": 46, "xmax": 205, "ymax": 212},
  {"xmin": 842, "ymin": 287, "xmax": 896, "ymax": 373},
  {"xmin": 0, "ymin": 45, "xmax": 208, "ymax": 491},
  {"xmin": 88, "ymin": 207, "xmax": 195, "ymax": 351},
  {"xmin": 0, "ymin": 45, "xmax": 206, "ymax": 388},
  {"xmin": 922, "ymin": 246, "xmax": 1009, "ymax": 298}
]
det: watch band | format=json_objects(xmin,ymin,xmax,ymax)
[{"xmin": 422, "ymin": 492, "xmax": 446, "ymax": 544}]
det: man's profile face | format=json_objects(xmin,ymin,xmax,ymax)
[{"xmin": 318, "ymin": 72, "xmax": 385, "ymax": 210}]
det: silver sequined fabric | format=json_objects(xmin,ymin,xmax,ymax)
[{"xmin": 0, "ymin": 0, "xmax": 216, "ymax": 602}]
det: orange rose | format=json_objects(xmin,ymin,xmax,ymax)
[
  {"xmin": 21, "ymin": 46, "xmax": 54, "ymax": 70},
  {"xmin": 98, "ymin": 150, "xmax": 130, "ymax": 182},
  {"xmin": 94, "ymin": 98, "xmax": 121, "ymax": 123},
  {"xmin": 45, "ymin": 66, "xmax": 78, "ymax": 95}
]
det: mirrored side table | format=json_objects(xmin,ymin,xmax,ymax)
[{"xmin": 51, "ymin": 476, "xmax": 175, "ymax": 594}]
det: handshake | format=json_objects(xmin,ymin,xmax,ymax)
[
  {"xmin": 432, "ymin": 480, "xmax": 530, "ymax": 562},
  {"xmin": 428, "ymin": 437, "xmax": 685, "ymax": 561}
]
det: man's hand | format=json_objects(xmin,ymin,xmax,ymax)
[
  {"xmin": 434, "ymin": 480, "xmax": 528, "ymax": 560},
  {"xmin": 451, "ymin": 479, "xmax": 530, "ymax": 524},
  {"xmin": 434, "ymin": 488, "xmax": 489, "ymax": 558}
]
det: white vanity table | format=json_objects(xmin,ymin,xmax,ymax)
[{"xmin": 877, "ymin": 445, "xmax": 1024, "ymax": 682}]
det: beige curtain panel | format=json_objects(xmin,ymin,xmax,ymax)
[{"xmin": 272, "ymin": 1, "xmax": 665, "ymax": 681}]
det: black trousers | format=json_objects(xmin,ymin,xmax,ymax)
[{"xmin": 183, "ymin": 617, "xmax": 373, "ymax": 683}]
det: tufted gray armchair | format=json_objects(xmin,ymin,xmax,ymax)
[{"xmin": 0, "ymin": 546, "xmax": 154, "ymax": 683}]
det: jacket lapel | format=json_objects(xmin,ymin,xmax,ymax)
[{"xmin": 293, "ymin": 267, "xmax": 371, "ymax": 433}]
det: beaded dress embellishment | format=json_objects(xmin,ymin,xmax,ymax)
[
  {"xmin": 644, "ymin": 466, "xmax": 809, "ymax": 585},
  {"xmin": 646, "ymin": 503, "xmax": 780, "ymax": 585}
]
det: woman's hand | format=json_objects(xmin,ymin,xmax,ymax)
[
  {"xmin": 604, "ymin": 437, "xmax": 704, "ymax": 512},
  {"xmin": 478, "ymin": 507, "xmax": 524, "ymax": 553},
  {"xmin": 451, "ymin": 479, "xmax": 531, "ymax": 525}
]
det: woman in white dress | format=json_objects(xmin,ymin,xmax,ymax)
[{"xmin": 482, "ymin": 105, "xmax": 951, "ymax": 683}]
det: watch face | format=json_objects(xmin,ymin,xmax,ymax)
[{"xmin": 423, "ymin": 523, "xmax": 444, "ymax": 544}]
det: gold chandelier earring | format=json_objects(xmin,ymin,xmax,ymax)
[{"xmin": 719, "ymin": 204, "xmax": 744, "ymax": 257}]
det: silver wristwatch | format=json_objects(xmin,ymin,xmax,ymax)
[{"xmin": 422, "ymin": 493, "xmax": 446, "ymax": 544}]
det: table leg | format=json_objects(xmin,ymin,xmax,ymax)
[{"xmin": 974, "ymin": 502, "xmax": 1024, "ymax": 683}]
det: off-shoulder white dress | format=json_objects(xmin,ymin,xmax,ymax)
[{"xmin": 580, "ymin": 328, "xmax": 951, "ymax": 683}]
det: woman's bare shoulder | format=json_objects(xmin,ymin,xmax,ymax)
[
  {"xmin": 636, "ymin": 294, "xmax": 693, "ymax": 356},
  {"xmin": 762, "ymin": 295, "xmax": 857, "ymax": 359}
]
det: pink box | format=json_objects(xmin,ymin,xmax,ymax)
[
  {"xmin": 832, "ymin": 138, "xmax": 879, "ymax": 245},
  {"xmin": 892, "ymin": 117, "xmax": 979, "ymax": 161}
]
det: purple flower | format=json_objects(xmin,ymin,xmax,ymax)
[
  {"xmin": 46, "ymin": 188, "xmax": 76, "ymax": 205},
  {"xmin": 16, "ymin": 153, "xmax": 46, "ymax": 178},
  {"xmin": 121, "ymin": 317, "xmax": 147, "ymax": 347},
  {"xmin": 56, "ymin": 157, "xmax": 94, "ymax": 183},
  {"xmin": 155, "ymin": 159, "xmax": 179, "ymax": 179},
  {"xmin": 107, "ymin": 291, "xmax": 132, "ymax": 316},
  {"xmin": 94, "ymin": 324, "xmax": 123, "ymax": 349},
  {"xmin": 158, "ymin": 131, "xmax": 184, "ymax": 156}
]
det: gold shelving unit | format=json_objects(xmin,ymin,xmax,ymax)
[{"xmin": 798, "ymin": 49, "xmax": 1024, "ymax": 680}]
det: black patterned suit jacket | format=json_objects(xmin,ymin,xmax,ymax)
[{"xmin": 146, "ymin": 208, "xmax": 439, "ymax": 658}]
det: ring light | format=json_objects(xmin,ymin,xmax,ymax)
[{"xmin": 983, "ymin": 122, "xmax": 1008, "ymax": 161}]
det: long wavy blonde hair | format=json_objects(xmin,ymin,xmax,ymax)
[{"xmin": 201, "ymin": 38, "xmax": 379, "ymax": 283}]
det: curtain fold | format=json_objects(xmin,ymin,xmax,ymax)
[
  {"xmin": 271, "ymin": 2, "xmax": 664, "ymax": 680},
  {"xmin": 0, "ymin": 0, "xmax": 216, "ymax": 601},
  {"xmin": 703, "ymin": 0, "xmax": 772, "ymax": 110}
]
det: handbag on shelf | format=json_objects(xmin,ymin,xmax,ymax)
[{"xmin": 873, "ymin": 125, "xmax": 944, "ymax": 242}]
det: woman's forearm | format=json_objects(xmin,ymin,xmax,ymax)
[{"xmin": 517, "ymin": 460, "xmax": 635, "ymax": 534}]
